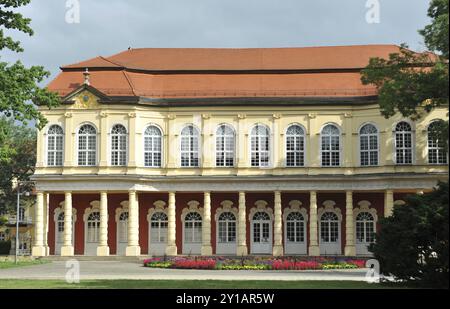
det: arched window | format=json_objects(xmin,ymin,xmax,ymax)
[
  {"xmin": 47, "ymin": 125, "xmax": 64, "ymax": 166},
  {"xmin": 87, "ymin": 211, "xmax": 100, "ymax": 243},
  {"xmin": 57, "ymin": 212, "xmax": 65, "ymax": 243},
  {"xmin": 217, "ymin": 212, "xmax": 236, "ymax": 243},
  {"xmin": 118, "ymin": 212, "xmax": 128, "ymax": 243},
  {"xmin": 181, "ymin": 125, "xmax": 200, "ymax": 167},
  {"xmin": 150, "ymin": 212, "xmax": 168, "ymax": 243},
  {"xmin": 18, "ymin": 207, "xmax": 25, "ymax": 222},
  {"xmin": 286, "ymin": 212, "xmax": 305, "ymax": 242},
  {"xmin": 184, "ymin": 212, "xmax": 202, "ymax": 243},
  {"xmin": 78, "ymin": 124, "xmax": 97, "ymax": 166},
  {"xmin": 360, "ymin": 124, "xmax": 379, "ymax": 166},
  {"xmin": 251, "ymin": 124, "xmax": 270, "ymax": 167},
  {"xmin": 252, "ymin": 211, "xmax": 271, "ymax": 243},
  {"xmin": 144, "ymin": 125, "xmax": 162, "ymax": 167},
  {"xmin": 321, "ymin": 124, "xmax": 340, "ymax": 166},
  {"xmin": 320, "ymin": 212, "xmax": 339, "ymax": 242},
  {"xmin": 395, "ymin": 122, "xmax": 413, "ymax": 164},
  {"xmin": 286, "ymin": 125, "xmax": 305, "ymax": 167},
  {"xmin": 111, "ymin": 124, "xmax": 127, "ymax": 166},
  {"xmin": 355, "ymin": 212, "xmax": 375, "ymax": 243},
  {"xmin": 216, "ymin": 125, "xmax": 235, "ymax": 167},
  {"xmin": 428, "ymin": 121, "xmax": 447, "ymax": 164}
]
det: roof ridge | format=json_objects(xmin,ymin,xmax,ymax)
[{"xmin": 122, "ymin": 71, "xmax": 137, "ymax": 96}]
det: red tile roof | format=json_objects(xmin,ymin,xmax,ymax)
[{"xmin": 48, "ymin": 45, "xmax": 406, "ymax": 99}]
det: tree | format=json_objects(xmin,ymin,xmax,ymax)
[
  {"xmin": 1, "ymin": 0, "xmax": 60, "ymax": 164},
  {"xmin": 0, "ymin": 116, "xmax": 36, "ymax": 214},
  {"xmin": 361, "ymin": 0, "xmax": 449, "ymax": 144},
  {"xmin": 370, "ymin": 183, "xmax": 449, "ymax": 288}
]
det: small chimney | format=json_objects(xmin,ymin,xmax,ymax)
[{"xmin": 83, "ymin": 68, "xmax": 90, "ymax": 86}]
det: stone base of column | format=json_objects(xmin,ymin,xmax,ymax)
[
  {"xmin": 125, "ymin": 245, "xmax": 141, "ymax": 256},
  {"xmin": 308, "ymin": 245, "xmax": 320, "ymax": 256},
  {"xmin": 272, "ymin": 245, "xmax": 284, "ymax": 257},
  {"xmin": 201, "ymin": 245, "xmax": 213, "ymax": 256},
  {"xmin": 97, "ymin": 246, "xmax": 110, "ymax": 256},
  {"xmin": 344, "ymin": 245, "xmax": 356, "ymax": 257},
  {"xmin": 61, "ymin": 246, "xmax": 74, "ymax": 256},
  {"xmin": 44, "ymin": 246, "xmax": 50, "ymax": 256},
  {"xmin": 236, "ymin": 245, "xmax": 248, "ymax": 256},
  {"xmin": 165, "ymin": 245, "xmax": 178, "ymax": 256},
  {"xmin": 31, "ymin": 246, "xmax": 46, "ymax": 257}
]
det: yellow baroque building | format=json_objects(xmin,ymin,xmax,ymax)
[{"xmin": 31, "ymin": 46, "xmax": 448, "ymax": 257}]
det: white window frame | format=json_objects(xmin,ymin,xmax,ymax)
[
  {"xmin": 215, "ymin": 124, "xmax": 236, "ymax": 168},
  {"xmin": 76, "ymin": 123, "xmax": 98, "ymax": 167},
  {"xmin": 320, "ymin": 123, "xmax": 342, "ymax": 167},
  {"xmin": 249, "ymin": 123, "xmax": 271, "ymax": 168},
  {"xmin": 143, "ymin": 124, "xmax": 163, "ymax": 168},
  {"xmin": 394, "ymin": 121, "xmax": 415, "ymax": 165},
  {"xmin": 46, "ymin": 124, "xmax": 64, "ymax": 167},
  {"xmin": 110, "ymin": 124, "xmax": 128, "ymax": 166},
  {"xmin": 180, "ymin": 124, "xmax": 201, "ymax": 168},
  {"xmin": 427, "ymin": 121, "xmax": 448, "ymax": 165},
  {"xmin": 285, "ymin": 124, "xmax": 306, "ymax": 167},
  {"xmin": 359, "ymin": 123, "xmax": 379, "ymax": 167}
]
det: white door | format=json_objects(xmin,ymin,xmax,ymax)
[
  {"xmin": 216, "ymin": 212, "xmax": 237, "ymax": 255},
  {"xmin": 149, "ymin": 212, "xmax": 168, "ymax": 256},
  {"xmin": 85, "ymin": 211, "xmax": 100, "ymax": 255},
  {"xmin": 284, "ymin": 212, "xmax": 307, "ymax": 255},
  {"xmin": 116, "ymin": 211, "xmax": 128, "ymax": 255},
  {"xmin": 251, "ymin": 212, "xmax": 272, "ymax": 254},
  {"xmin": 355, "ymin": 212, "xmax": 376, "ymax": 256},
  {"xmin": 319, "ymin": 211, "xmax": 341, "ymax": 255},
  {"xmin": 183, "ymin": 212, "xmax": 202, "ymax": 255},
  {"xmin": 55, "ymin": 212, "xmax": 75, "ymax": 255}
]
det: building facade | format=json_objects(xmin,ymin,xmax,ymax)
[{"xmin": 31, "ymin": 46, "xmax": 448, "ymax": 257}]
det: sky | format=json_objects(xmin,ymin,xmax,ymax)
[{"xmin": 1, "ymin": 0, "xmax": 432, "ymax": 83}]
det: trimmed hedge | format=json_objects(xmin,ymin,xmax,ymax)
[{"xmin": 0, "ymin": 241, "xmax": 11, "ymax": 255}]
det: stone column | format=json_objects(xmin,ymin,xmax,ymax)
[
  {"xmin": 125, "ymin": 191, "xmax": 140, "ymax": 256},
  {"xmin": 308, "ymin": 191, "xmax": 320, "ymax": 256},
  {"xmin": 61, "ymin": 192, "xmax": 74, "ymax": 256},
  {"xmin": 384, "ymin": 190, "xmax": 394, "ymax": 217},
  {"xmin": 97, "ymin": 191, "xmax": 110, "ymax": 256},
  {"xmin": 273, "ymin": 191, "xmax": 283, "ymax": 256},
  {"xmin": 43, "ymin": 193, "xmax": 50, "ymax": 256},
  {"xmin": 165, "ymin": 192, "xmax": 177, "ymax": 255},
  {"xmin": 236, "ymin": 191, "xmax": 248, "ymax": 256},
  {"xmin": 201, "ymin": 192, "xmax": 213, "ymax": 255},
  {"xmin": 344, "ymin": 191, "xmax": 356, "ymax": 256},
  {"xmin": 31, "ymin": 192, "xmax": 46, "ymax": 257}
]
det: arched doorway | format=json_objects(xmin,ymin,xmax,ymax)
[{"xmin": 318, "ymin": 200, "xmax": 342, "ymax": 255}]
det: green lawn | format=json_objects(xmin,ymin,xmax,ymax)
[
  {"xmin": 0, "ymin": 259, "xmax": 50, "ymax": 269},
  {"xmin": 0, "ymin": 279, "xmax": 410, "ymax": 289}
]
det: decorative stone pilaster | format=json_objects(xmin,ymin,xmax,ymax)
[
  {"xmin": 236, "ymin": 192, "xmax": 248, "ymax": 256},
  {"xmin": 127, "ymin": 112, "xmax": 137, "ymax": 168},
  {"xmin": 43, "ymin": 193, "xmax": 50, "ymax": 256},
  {"xmin": 201, "ymin": 192, "xmax": 213, "ymax": 255},
  {"xmin": 384, "ymin": 190, "xmax": 394, "ymax": 217},
  {"xmin": 125, "ymin": 191, "xmax": 140, "ymax": 256},
  {"xmin": 344, "ymin": 191, "xmax": 356, "ymax": 256},
  {"xmin": 273, "ymin": 191, "xmax": 283, "ymax": 256},
  {"xmin": 32, "ymin": 192, "xmax": 46, "ymax": 257},
  {"xmin": 61, "ymin": 192, "xmax": 74, "ymax": 256},
  {"xmin": 165, "ymin": 192, "xmax": 177, "ymax": 256},
  {"xmin": 97, "ymin": 191, "xmax": 110, "ymax": 256},
  {"xmin": 63, "ymin": 112, "xmax": 73, "ymax": 168},
  {"xmin": 308, "ymin": 191, "xmax": 320, "ymax": 256}
]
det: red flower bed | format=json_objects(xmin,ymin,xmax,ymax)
[
  {"xmin": 271, "ymin": 260, "xmax": 322, "ymax": 270},
  {"xmin": 347, "ymin": 259, "xmax": 366, "ymax": 268},
  {"xmin": 173, "ymin": 259, "xmax": 216, "ymax": 270}
]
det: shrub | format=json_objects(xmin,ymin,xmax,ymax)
[
  {"xmin": 370, "ymin": 182, "xmax": 449, "ymax": 288},
  {"xmin": 0, "ymin": 241, "xmax": 11, "ymax": 255}
]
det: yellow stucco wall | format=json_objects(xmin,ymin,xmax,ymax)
[{"xmin": 34, "ymin": 90, "xmax": 448, "ymax": 178}]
